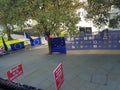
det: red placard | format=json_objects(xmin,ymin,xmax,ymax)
[
  {"xmin": 7, "ymin": 64, "xmax": 23, "ymax": 81},
  {"xmin": 53, "ymin": 63, "xmax": 64, "ymax": 90}
]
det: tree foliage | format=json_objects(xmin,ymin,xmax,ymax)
[
  {"xmin": 84, "ymin": 0, "xmax": 120, "ymax": 28},
  {"xmin": 28, "ymin": 0, "xmax": 82, "ymax": 36},
  {"xmin": 0, "ymin": 0, "xmax": 82, "ymax": 40},
  {"xmin": 0, "ymin": 0, "xmax": 29, "ymax": 40}
]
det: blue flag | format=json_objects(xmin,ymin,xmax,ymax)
[
  {"xmin": 24, "ymin": 32, "xmax": 33, "ymax": 41},
  {"xmin": 1, "ymin": 37, "xmax": 8, "ymax": 52},
  {"xmin": 10, "ymin": 42, "xmax": 25, "ymax": 51},
  {"xmin": 30, "ymin": 38, "xmax": 42, "ymax": 46}
]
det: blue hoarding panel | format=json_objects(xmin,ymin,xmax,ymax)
[
  {"xmin": 65, "ymin": 30, "xmax": 120, "ymax": 50},
  {"xmin": 51, "ymin": 37, "xmax": 66, "ymax": 54},
  {"xmin": 30, "ymin": 38, "xmax": 42, "ymax": 46},
  {"xmin": 10, "ymin": 42, "xmax": 25, "ymax": 51}
]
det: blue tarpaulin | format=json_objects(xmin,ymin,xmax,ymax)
[
  {"xmin": 30, "ymin": 38, "xmax": 42, "ymax": 46},
  {"xmin": 24, "ymin": 32, "xmax": 33, "ymax": 41},
  {"xmin": 10, "ymin": 42, "xmax": 25, "ymax": 51}
]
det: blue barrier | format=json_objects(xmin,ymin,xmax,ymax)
[
  {"xmin": 30, "ymin": 38, "xmax": 42, "ymax": 46},
  {"xmin": 51, "ymin": 37, "xmax": 66, "ymax": 54},
  {"xmin": 65, "ymin": 30, "xmax": 120, "ymax": 50},
  {"xmin": 10, "ymin": 42, "xmax": 25, "ymax": 51},
  {"xmin": 0, "ymin": 37, "xmax": 42, "ymax": 56}
]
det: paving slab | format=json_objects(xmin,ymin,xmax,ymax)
[{"xmin": 0, "ymin": 46, "xmax": 120, "ymax": 90}]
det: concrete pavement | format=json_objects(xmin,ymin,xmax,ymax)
[{"xmin": 0, "ymin": 45, "xmax": 120, "ymax": 90}]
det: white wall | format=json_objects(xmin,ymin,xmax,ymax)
[{"xmin": 76, "ymin": 8, "xmax": 99, "ymax": 32}]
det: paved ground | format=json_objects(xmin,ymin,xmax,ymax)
[{"xmin": 0, "ymin": 45, "xmax": 120, "ymax": 90}]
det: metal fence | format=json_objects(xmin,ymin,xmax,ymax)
[{"xmin": 0, "ymin": 78, "xmax": 42, "ymax": 90}]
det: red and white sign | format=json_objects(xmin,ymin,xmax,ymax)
[
  {"xmin": 53, "ymin": 63, "xmax": 64, "ymax": 90},
  {"xmin": 0, "ymin": 49, "xmax": 4, "ymax": 54},
  {"xmin": 7, "ymin": 64, "xmax": 23, "ymax": 81}
]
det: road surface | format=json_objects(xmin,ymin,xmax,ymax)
[{"xmin": 0, "ymin": 45, "xmax": 120, "ymax": 90}]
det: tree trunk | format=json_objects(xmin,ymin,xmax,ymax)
[
  {"xmin": 45, "ymin": 31, "xmax": 52, "ymax": 54},
  {"xmin": 47, "ymin": 37, "xmax": 52, "ymax": 55},
  {"xmin": 20, "ymin": 26, "xmax": 23, "ymax": 31},
  {"xmin": 5, "ymin": 24, "xmax": 13, "ymax": 41},
  {"xmin": 6, "ymin": 30, "xmax": 13, "ymax": 41}
]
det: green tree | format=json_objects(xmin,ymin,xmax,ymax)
[
  {"xmin": 84, "ymin": 0, "xmax": 120, "ymax": 28},
  {"xmin": 28, "ymin": 0, "xmax": 82, "ymax": 54},
  {"xmin": 0, "ymin": 0, "xmax": 29, "ymax": 40}
]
